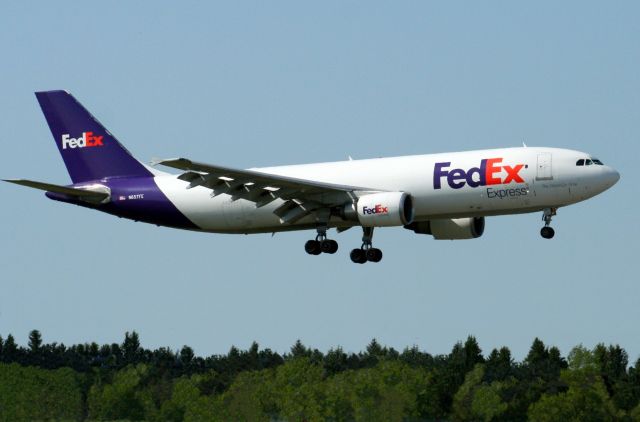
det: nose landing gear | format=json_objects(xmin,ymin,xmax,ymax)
[
  {"xmin": 304, "ymin": 226, "xmax": 338, "ymax": 255},
  {"xmin": 350, "ymin": 227, "xmax": 383, "ymax": 264},
  {"xmin": 540, "ymin": 208, "xmax": 556, "ymax": 239}
]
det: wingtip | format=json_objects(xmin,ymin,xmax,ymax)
[{"xmin": 149, "ymin": 157, "xmax": 187, "ymax": 167}]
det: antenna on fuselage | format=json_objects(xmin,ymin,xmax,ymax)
[{"xmin": 522, "ymin": 141, "xmax": 528, "ymax": 148}]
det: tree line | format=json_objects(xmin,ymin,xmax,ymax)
[{"xmin": 0, "ymin": 330, "xmax": 639, "ymax": 421}]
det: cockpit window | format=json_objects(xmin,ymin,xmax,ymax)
[
  {"xmin": 586, "ymin": 159, "xmax": 594, "ymax": 165},
  {"xmin": 576, "ymin": 159, "xmax": 585, "ymax": 166},
  {"xmin": 592, "ymin": 158, "xmax": 604, "ymax": 165}
]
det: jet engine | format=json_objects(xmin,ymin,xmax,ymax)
[
  {"xmin": 344, "ymin": 192, "xmax": 414, "ymax": 227},
  {"xmin": 405, "ymin": 217, "xmax": 485, "ymax": 239}
]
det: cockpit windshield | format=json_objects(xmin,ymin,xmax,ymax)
[{"xmin": 576, "ymin": 157, "xmax": 604, "ymax": 166}]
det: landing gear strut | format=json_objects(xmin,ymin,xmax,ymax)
[
  {"xmin": 350, "ymin": 227, "xmax": 383, "ymax": 264},
  {"xmin": 540, "ymin": 208, "xmax": 556, "ymax": 239},
  {"xmin": 304, "ymin": 226, "xmax": 338, "ymax": 255}
]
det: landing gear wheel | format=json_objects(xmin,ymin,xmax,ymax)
[
  {"xmin": 349, "ymin": 227, "xmax": 384, "ymax": 264},
  {"xmin": 305, "ymin": 240, "xmax": 322, "ymax": 255},
  {"xmin": 366, "ymin": 248, "xmax": 383, "ymax": 263},
  {"xmin": 321, "ymin": 239, "xmax": 338, "ymax": 254},
  {"xmin": 306, "ymin": 224, "xmax": 339, "ymax": 256},
  {"xmin": 540, "ymin": 226, "xmax": 555, "ymax": 239},
  {"xmin": 350, "ymin": 248, "xmax": 367, "ymax": 264}
]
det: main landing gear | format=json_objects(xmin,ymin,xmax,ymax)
[
  {"xmin": 304, "ymin": 225, "xmax": 383, "ymax": 263},
  {"xmin": 350, "ymin": 227, "xmax": 383, "ymax": 264},
  {"xmin": 540, "ymin": 207, "xmax": 556, "ymax": 239},
  {"xmin": 304, "ymin": 226, "xmax": 338, "ymax": 255}
]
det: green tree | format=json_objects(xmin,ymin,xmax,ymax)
[
  {"xmin": 594, "ymin": 343, "xmax": 636, "ymax": 411},
  {"xmin": 273, "ymin": 357, "xmax": 325, "ymax": 421},
  {"xmin": 289, "ymin": 339, "xmax": 310, "ymax": 359},
  {"xmin": 399, "ymin": 345, "xmax": 433, "ymax": 369},
  {"xmin": 484, "ymin": 346, "xmax": 513, "ymax": 382},
  {"xmin": 180, "ymin": 345, "xmax": 194, "ymax": 363},
  {"xmin": 0, "ymin": 363, "xmax": 84, "ymax": 421},
  {"xmin": 567, "ymin": 344, "xmax": 597, "ymax": 371},
  {"xmin": 471, "ymin": 381, "xmax": 510, "ymax": 421},
  {"xmin": 220, "ymin": 369, "xmax": 275, "ymax": 421},
  {"xmin": 87, "ymin": 363, "xmax": 149, "ymax": 420},
  {"xmin": 2, "ymin": 335, "xmax": 18, "ymax": 362},
  {"xmin": 28, "ymin": 330, "xmax": 42, "ymax": 352},
  {"xmin": 324, "ymin": 346, "xmax": 349, "ymax": 375},
  {"xmin": 122, "ymin": 331, "xmax": 142, "ymax": 364},
  {"xmin": 155, "ymin": 375, "xmax": 212, "ymax": 422},
  {"xmin": 452, "ymin": 364, "xmax": 485, "ymax": 421},
  {"xmin": 528, "ymin": 347, "xmax": 620, "ymax": 421},
  {"xmin": 324, "ymin": 371, "xmax": 355, "ymax": 421},
  {"xmin": 630, "ymin": 402, "xmax": 640, "ymax": 421},
  {"xmin": 347, "ymin": 360, "xmax": 424, "ymax": 422}
]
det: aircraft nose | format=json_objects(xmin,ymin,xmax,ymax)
[{"xmin": 606, "ymin": 167, "xmax": 620, "ymax": 188}]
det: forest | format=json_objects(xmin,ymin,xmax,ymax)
[{"xmin": 0, "ymin": 330, "xmax": 639, "ymax": 421}]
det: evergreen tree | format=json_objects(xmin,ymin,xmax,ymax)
[
  {"xmin": 485, "ymin": 346, "xmax": 513, "ymax": 382},
  {"xmin": 180, "ymin": 345, "xmax": 195, "ymax": 370},
  {"xmin": 366, "ymin": 338, "xmax": 383, "ymax": 356},
  {"xmin": 462, "ymin": 336, "xmax": 484, "ymax": 369},
  {"xmin": 324, "ymin": 347, "xmax": 348, "ymax": 375},
  {"xmin": 400, "ymin": 345, "xmax": 434, "ymax": 369},
  {"xmin": 3, "ymin": 334, "xmax": 19, "ymax": 362},
  {"xmin": 28, "ymin": 330, "xmax": 43, "ymax": 353},
  {"xmin": 122, "ymin": 331, "xmax": 141, "ymax": 364},
  {"xmin": 289, "ymin": 340, "xmax": 310, "ymax": 359},
  {"xmin": 525, "ymin": 338, "xmax": 549, "ymax": 369}
]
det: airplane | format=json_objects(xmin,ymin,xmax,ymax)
[{"xmin": 4, "ymin": 91, "xmax": 620, "ymax": 264}]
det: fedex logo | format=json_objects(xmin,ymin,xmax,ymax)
[
  {"xmin": 362, "ymin": 204, "xmax": 389, "ymax": 215},
  {"xmin": 61, "ymin": 132, "xmax": 104, "ymax": 150},
  {"xmin": 434, "ymin": 158, "xmax": 525, "ymax": 190}
]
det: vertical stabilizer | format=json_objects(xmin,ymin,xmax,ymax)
[{"xmin": 35, "ymin": 90, "xmax": 152, "ymax": 183}]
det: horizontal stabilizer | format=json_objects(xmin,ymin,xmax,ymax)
[{"xmin": 3, "ymin": 179, "xmax": 110, "ymax": 203}]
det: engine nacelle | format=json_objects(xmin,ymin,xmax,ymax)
[
  {"xmin": 355, "ymin": 192, "xmax": 414, "ymax": 227},
  {"xmin": 405, "ymin": 217, "xmax": 485, "ymax": 239}
]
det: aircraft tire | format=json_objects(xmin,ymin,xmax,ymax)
[
  {"xmin": 366, "ymin": 248, "xmax": 383, "ymax": 263},
  {"xmin": 540, "ymin": 227, "xmax": 555, "ymax": 239},
  {"xmin": 321, "ymin": 239, "xmax": 339, "ymax": 254},
  {"xmin": 305, "ymin": 240, "xmax": 322, "ymax": 255},
  {"xmin": 350, "ymin": 248, "xmax": 367, "ymax": 264}
]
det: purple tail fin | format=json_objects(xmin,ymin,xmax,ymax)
[{"xmin": 35, "ymin": 90, "xmax": 152, "ymax": 183}]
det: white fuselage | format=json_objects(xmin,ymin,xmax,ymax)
[{"xmin": 154, "ymin": 147, "xmax": 619, "ymax": 233}]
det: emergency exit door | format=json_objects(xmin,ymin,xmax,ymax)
[{"xmin": 536, "ymin": 153, "xmax": 553, "ymax": 181}]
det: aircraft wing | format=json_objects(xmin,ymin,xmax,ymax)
[{"xmin": 154, "ymin": 158, "xmax": 378, "ymax": 224}]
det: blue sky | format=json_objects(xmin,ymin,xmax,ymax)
[{"xmin": 1, "ymin": 1, "xmax": 638, "ymax": 361}]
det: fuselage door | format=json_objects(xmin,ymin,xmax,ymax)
[{"xmin": 536, "ymin": 153, "xmax": 553, "ymax": 181}]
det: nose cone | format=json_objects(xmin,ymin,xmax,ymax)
[{"xmin": 604, "ymin": 166, "xmax": 620, "ymax": 189}]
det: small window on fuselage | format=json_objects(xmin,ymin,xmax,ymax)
[{"xmin": 576, "ymin": 159, "xmax": 585, "ymax": 166}]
